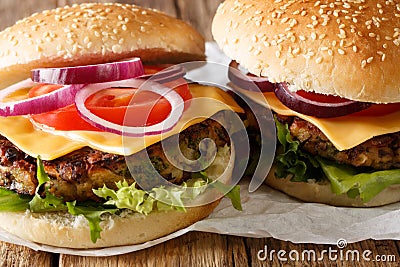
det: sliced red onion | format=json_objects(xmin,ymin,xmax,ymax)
[
  {"xmin": 139, "ymin": 65, "xmax": 186, "ymax": 84},
  {"xmin": 0, "ymin": 78, "xmax": 83, "ymax": 117},
  {"xmin": 228, "ymin": 60, "xmax": 275, "ymax": 92},
  {"xmin": 75, "ymin": 79, "xmax": 184, "ymax": 136},
  {"xmin": 274, "ymin": 82, "xmax": 372, "ymax": 118},
  {"xmin": 31, "ymin": 58, "xmax": 144, "ymax": 85}
]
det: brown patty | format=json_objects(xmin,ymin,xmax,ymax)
[
  {"xmin": 278, "ymin": 115, "xmax": 400, "ymax": 170},
  {"xmin": 0, "ymin": 118, "xmax": 229, "ymax": 202}
]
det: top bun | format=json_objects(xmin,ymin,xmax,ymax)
[
  {"xmin": 212, "ymin": 0, "xmax": 400, "ymax": 103},
  {"xmin": 0, "ymin": 3, "xmax": 205, "ymax": 89}
]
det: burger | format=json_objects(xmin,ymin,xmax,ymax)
[
  {"xmin": 212, "ymin": 0, "xmax": 400, "ymax": 207},
  {"xmin": 0, "ymin": 3, "xmax": 243, "ymax": 248}
]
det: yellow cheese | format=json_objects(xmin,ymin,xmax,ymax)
[
  {"xmin": 0, "ymin": 84, "xmax": 243, "ymax": 160},
  {"xmin": 234, "ymin": 86, "xmax": 400, "ymax": 151}
]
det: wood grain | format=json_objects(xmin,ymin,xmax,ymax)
[
  {"xmin": 1, "ymin": 235, "xmax": 399, "ymax": 266},
  {"xmin": 0, "ymin": 241, "xmax": 53, "ymax": 267},
  {"xmin": 56, "ymin": 233, "xmax": 400, "ymax": 267},
  {"xmin": 0, "ymin": 0, "xmax": 56, "ymax": 30}
]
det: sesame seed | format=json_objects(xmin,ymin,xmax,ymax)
[
  {"xmin": 311, "ymin": 32, "xmax": 317, "ymax": 40},
  {"xmin": 293, "ymin": 47, "xmax": 300, "ymax": 54},
  {"xmin": 361, "ymin": 60, "xmax": 367, "ymax": 68}
]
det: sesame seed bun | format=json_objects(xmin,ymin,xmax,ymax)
[
  {"xmin": 0, "ymin": 3, "xmax": 205, "ymax": 90},
  {"xmin": 0, "ymin": 201, "xmax": 220, "ymax": 249},
  {"xmin": 212, "ymin": 0, "xmax": 400, "ymax": 103}
]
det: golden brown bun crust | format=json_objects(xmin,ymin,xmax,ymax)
[
  {"xmin": 212, "ymin": 0, "xmax": 400, "ymax": 103},
  {"xmin": 265, "ymin": 165, "xmax": 400, "ymax": 207},
  {"xmin": 0, "ymin": 202, "xmax": 219, "ymax": 249},
  {"xmin": 0, "ymin": 3, "xmax": 205, "ymax": 89}
]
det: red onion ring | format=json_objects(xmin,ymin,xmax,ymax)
[
  {"xmin": 0, "ymin": 78, "xmax": 83, "ymax": 117},
  {"xmin": 75, "ymin": 79, "xmax": 184, "ymax": 136},
  {"xmin": 274, "ymin": 82, "xmax": 372, "ymax": 118},
  {"xmin": 139, "ymin": 65, "xmax": 186, "ymax": 84},
  {"xmin": 31, "ymin": 58, "xmax": 144, "ymax": 85},
  {"xmin": 228, "ymin": 61, "xmax": 275, "ymax": 92}
]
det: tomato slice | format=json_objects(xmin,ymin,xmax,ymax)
[
  {"xmin": 295, "ymin": 90, "xmax": 400, "ymax": 117},
  {"xmin": 86, "ymin": 88, "xmax": 172, "ymax": 126},
  {"xmin": 296, "ymin": 90, "xmax": 351, "ymax": 104},
  {"xmin": 29, "ymin": 65, "xmax": 191, "ymax": 131},
  {"xmin": 353, "ymin": 103, "xmax": 400, "ymax": 117}
]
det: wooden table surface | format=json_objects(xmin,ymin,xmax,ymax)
[{"xmin": 0, "ymin": 0, "xmax": 399, "ymax": 266}]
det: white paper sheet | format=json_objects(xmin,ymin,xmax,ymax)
[{"xmin": 0, "ymin": 43, "xmax": 399, "ymax": 256}]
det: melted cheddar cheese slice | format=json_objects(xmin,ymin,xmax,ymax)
[
  {"xmin": 0, "ymin": 84, "xmax": 243, "ymax": 160},
  {"xmin": 235, "ymin": 87, "xmax": 400, "ymax": 151}
]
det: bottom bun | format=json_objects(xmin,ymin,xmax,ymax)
[
  {"xmin": 265, "ymin": 165, "xmax": 400, "ymax": 207},
  {"xmin": 0, "ymin": 202, "xmax": 219, "ymax": 249},
  {"xmin": 0, "ymin": 144, "xmax": 235, "ymax": 249}
]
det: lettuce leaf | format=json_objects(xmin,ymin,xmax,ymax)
[
  {"xmin": 93, "ymin": 181, "xmax": 155, "ymax": 214},
  {"xmin": 29, "ymin": 156, "xmax": 66, "ymax": 212},
  {"xmin": 318, "ymin": 158, "xmax": 400, "ymax": 202},
  {"xmin": 0, "ymin": 188, "xmax": 30, "ymax": 212},
  {"xmin": 66, "ymin": 201, "xmax": 118, "ymax": 243},
  {"xmin": 274, "ymin": 117, "xmax": 323, "ymax": 182},
  {"xmin": 195, "ymin": 172, "xmax": 242, "ymax": 211},
  {"xmin": 274, "ymin": 117, "xmax": 400, "ymax": 202}
]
